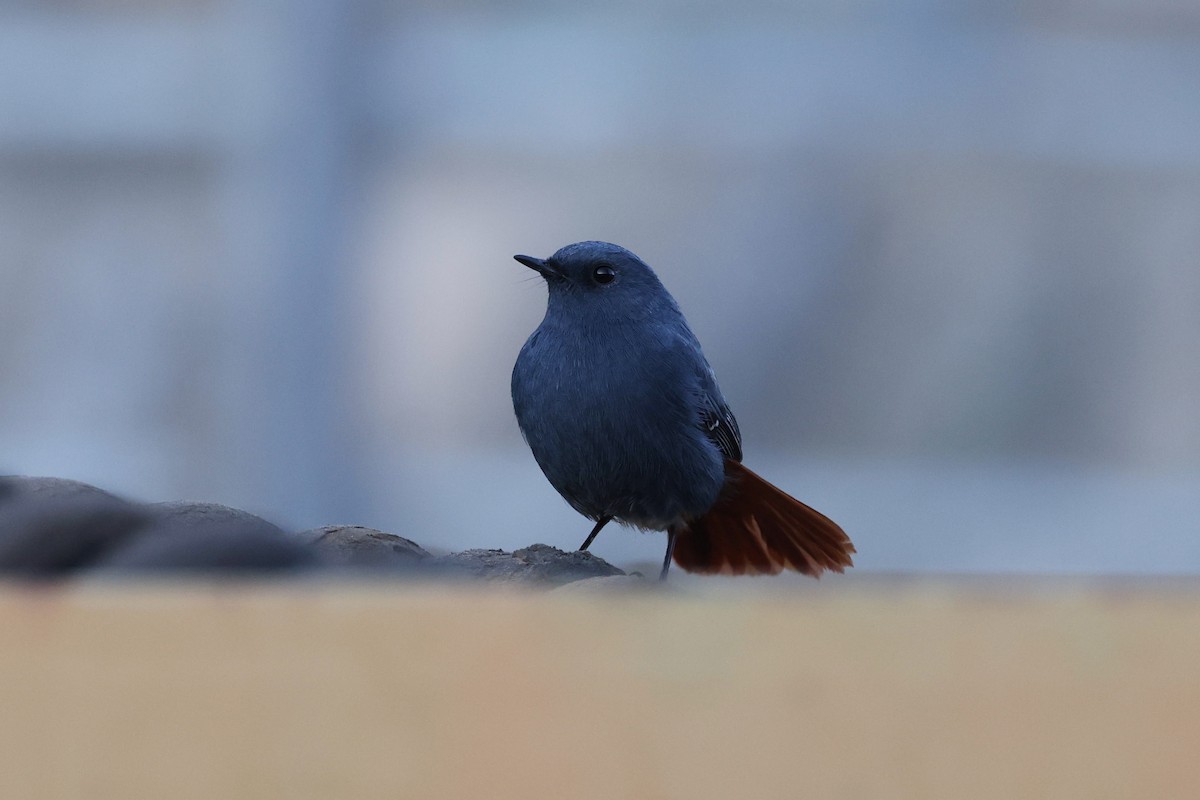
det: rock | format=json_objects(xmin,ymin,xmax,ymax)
[
  {"xmin": 94, "ymin": 524, "xmax": 323, "ymax": 574},
  {"xmin": 0, "ymin": 475, "xmax": 122, "ymax": 506},
  {"xmin": 429, "ymin": 543, "xmax": 624, "ymax": 587},
  {"xmin": 552, "ymin": 575, "xmax": 653, "ymax": 594},
  {"xmin": 0, "ymin": 480, "xmax": 622, "ymax": 583},
  {"xmin": 0, "ymin": 492, "xmax": 152, "ymax": 577},
  {"xmin": 89, "ymin": 500, "xmax": 317, "ymax": 575},
  {"xmin": 298, "ymin": 525, "xmax": 430, "ymax": 568},
  {"xmin": 142, "ymin": 501, "xmax": 285, "ymax": 538}
]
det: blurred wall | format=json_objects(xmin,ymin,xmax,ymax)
[{"xmin": 2, "ymin": 2, "xmax": 1197, "ymax": 566}]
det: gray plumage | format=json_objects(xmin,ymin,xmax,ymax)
[
  {"xmin": 511, "ymin": 241, "xmax": 855, "ymax": 579},
  {"xmin": 512, "ymin": 241, "xmax": 739, "ymax": 531}
]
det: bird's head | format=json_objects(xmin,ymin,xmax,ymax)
[{"xmin": 514, "ymin": 241, "xmax": 673, "ymax": 317}]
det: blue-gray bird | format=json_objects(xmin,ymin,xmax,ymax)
[{"xmin": 511, "ymin": 241, "xmax": 854, "ymax": 579}]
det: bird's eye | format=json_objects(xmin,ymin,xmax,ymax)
[{"xmin": 593, "ymin": 265, "xmax": 616, "ymax": 285}]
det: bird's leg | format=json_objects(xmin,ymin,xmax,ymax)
[
  {"xmin": 659, "ymin": 527, "xmax": 678, "ymax": 581},
  {"xmin": 579, "ymin": 515, "xmax": 612, "ymax": 551}
]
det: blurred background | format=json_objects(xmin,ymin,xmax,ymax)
[{"xmin": 1, "ymin": 1, "xmax": 1197, "ymax": 574}]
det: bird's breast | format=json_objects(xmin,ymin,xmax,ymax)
[{"xmin": 512, "ymin": 322, "xmax": 726, "ymax": 527}]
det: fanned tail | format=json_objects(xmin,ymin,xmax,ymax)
[{"xmin": 672, "ymin": 461, "xmax": 854, "ymax": 576}]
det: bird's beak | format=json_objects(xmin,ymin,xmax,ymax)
[{"xmin": 514, "ymin": 254, "xmax": 561, "ymax": 279}]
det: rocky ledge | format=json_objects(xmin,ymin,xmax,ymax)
[{"xmin": 0, "ymin": 475, "xmax": 636, "ymax": 589}]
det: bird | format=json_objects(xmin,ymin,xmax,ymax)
[{"xmin": 511, "ymin": 241, "xmax": 854, "ymax": 580}]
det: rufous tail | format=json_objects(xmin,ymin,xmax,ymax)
[{"xmin": 671, "ymin": 461, "xmax": 854, "ymax": 576}]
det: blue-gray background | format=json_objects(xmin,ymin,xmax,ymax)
[{"xmin": 2, "ymin": 2, "xmax": 1197, "ymax": 573}]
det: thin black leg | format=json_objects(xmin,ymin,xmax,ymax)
[
  {"xmin": 579, "ymin": 516, "xmax": 612, "ymax": 551},
  {"xmin": 659, "ymin": 527, "xmax": 678, "ymax": 581}
]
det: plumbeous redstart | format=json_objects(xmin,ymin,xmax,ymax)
[{"xmin": 511, "ymin": 241, "xmax": 854, "ymax": 579}]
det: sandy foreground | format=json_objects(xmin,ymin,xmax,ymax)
[{"xmin": 1, "ymin": 578, "xmax": 1196, "ymax": 799}]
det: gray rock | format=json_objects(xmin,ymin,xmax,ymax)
[
  {"xmin": 94, "ymin": 524, "xmax": 322, "ymax": 575},
  {"xmin": 142, "ymin": 501, "xmax": 285, "ymax": 538},
  {"xmin": 552, "ymin": 574, "xmax": 653, "ymax": 594},
  {"xmin": 0, "ymin": 492, "xmax": 151, "ymax": 577},
  {"xmin": 299, "ymin": 525, "xmax": 430, "ymax": 568},
  {"xmin": 429, "ymin": 543, "xmax": 624, "ymax": 587},
  {"xmin": 0, "ymin": 475, "xmax": 122, "ymax": 506},
  {"xmin": 87, "ymin": 500, "xmax": 317, "ymax": 575}
]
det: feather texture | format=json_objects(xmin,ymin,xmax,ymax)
[{"xmin": 672, "ymin": 460, "xmax": 855, "ymax": 576}]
